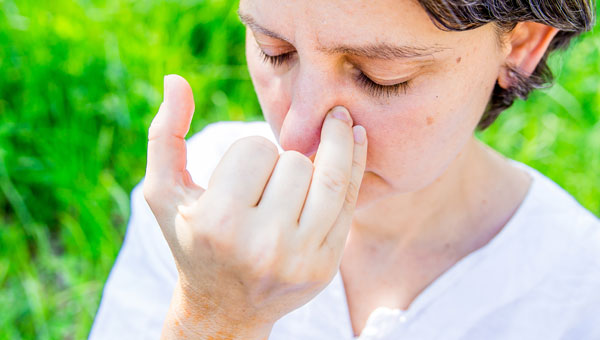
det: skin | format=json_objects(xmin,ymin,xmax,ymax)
[
  {"xmin": 147, "ymin": 77, "xmax": 367, "ymax": 340},
  {"xmin": 144, "ymin": 0, "xmax": 560, "ymax": 338},
  {"xmin": 240, "ymin": 1, "xmax": 556, "ymax": 333}
]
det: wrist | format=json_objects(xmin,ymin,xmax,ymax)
[{"xmin": 161, "ymin": 280, "xmax": 274, "ymax": 340}]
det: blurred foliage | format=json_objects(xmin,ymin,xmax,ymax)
[
  {"xmin": 0, "ymin": 0, "xmax": 259, "ymax": 338},
  {"xmin": 0, "ymin": 0, "xmax": 598, "ymax": 338}
]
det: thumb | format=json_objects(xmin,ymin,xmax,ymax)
[
  {"xmin": 159, "ymin": 74, "xmax": 195, "ymax": 139},
  {"xmin": 145, "ymin": 74, "xmax": 198, "ymax": 204}
]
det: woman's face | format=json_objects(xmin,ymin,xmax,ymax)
[{"xmin": 240, "ymin": 0, "xmax": 509, "ymax": 206}]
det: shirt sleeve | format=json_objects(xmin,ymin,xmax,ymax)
[{"xmin": 88, "ymin": 181, "xmax": 178, "ymax": 340}]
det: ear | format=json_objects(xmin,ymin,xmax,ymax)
[{"xmin": 498, "ymin": 22, "xmax": 559, "ymax": 89}]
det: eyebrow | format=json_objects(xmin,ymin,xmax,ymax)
[
  {"xmin": 238, "ymin": 11, "xmax": 291, "ymax": 43},
  {"xmin": 318, "ymin": 43, "xmax": 443, "ymax": 60},
  {"xmin": 237, "ymin": 10, "xmax": 446, "ymax": 60}
]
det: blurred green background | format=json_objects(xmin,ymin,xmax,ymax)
[{"xmin": 0, "ymin": 0, "xmax": 598, "ymax": 338}]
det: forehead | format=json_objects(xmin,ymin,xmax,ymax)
[{"xmin": 238, "ymin": 0, "xmax": 455, "ymax": 47}]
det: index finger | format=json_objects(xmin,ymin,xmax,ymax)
[{"xmin": 145, "ymin": 74, "xmax": 198, "ymax": 199}]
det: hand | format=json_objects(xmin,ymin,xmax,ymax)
[{"xmin": 144, "ymin": 74, "xmax": 368, "ymax": 339}]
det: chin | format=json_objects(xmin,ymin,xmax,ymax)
[
  {"xmin": 355, "ymin": 172, "xmax": 396, "ymax": 210},
  {"xmin": 354, "ymin": 168, "xmax": 444, "ymax": 210}
]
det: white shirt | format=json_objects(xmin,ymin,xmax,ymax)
[{"xmin": 89, "ymin": 121, "xmax": 600, "ymax": 340}]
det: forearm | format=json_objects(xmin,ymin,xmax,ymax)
[{"xmin": 161, "ymin": 283, "xmax": 273, "ymax": 340}]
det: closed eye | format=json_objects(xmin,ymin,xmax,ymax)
[
  {"xmin": 257, "ymin": 48, "xmax": 411, "ymax": 98},
  {"xmin": 258, "ymin": 49, "xmax": 296, "ymax": 67},
  {"xmin": 355, "ymin": 72, "xmax": 411, "ymax": 98}
]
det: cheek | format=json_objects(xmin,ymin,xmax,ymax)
[
  {"xmin": 351, "ymin": 69, "xmax": 494, "ymax": 192},
  {"xmin": 351, "ymin": 99, "xmax": 455, "ymax": 174}
]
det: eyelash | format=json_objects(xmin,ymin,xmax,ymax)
[
  {"xmin": 258, "ymin": 49, "xmax": 411, "ymax": 98},
  {"xmin": 355, "ymin": 72, "xmax": 411, "ymax": 98},
  {"xmin": 260, "ymin": 50, "xmax": 295, "ymax": 67}
]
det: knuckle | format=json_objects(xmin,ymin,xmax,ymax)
[
  {"xmin": 235, "ymin": 136, "xmax": 279, "ymax": 157},
  {"xmin": 317, "ymin": 166, "xmax": 349, "ymax": 194},
  {"xmin": 344, "ymin": 180, "xmax": 360, "ymax": 206},
  {"xmin": 147, "ymin": 121, "xmax": 163, "ymax": 141},
  {"xmin": 281, "ymin": 150, "xmax": 313, "ymax": 171},
  {"xmin": 352, "ymin": 156, "xmax": 365, "ymax": 171}
]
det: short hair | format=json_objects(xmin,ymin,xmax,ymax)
[{"xmin": 417, "ymin": 0, "xmax": 596, "ymax": 129}]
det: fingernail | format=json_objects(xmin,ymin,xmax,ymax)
[
  {"xmin": 331, "ymin": 106, "xmax": 351, "ymax": 124},
  {"xmin": 353, "ymin": 125, "xmax": 366, "ymax": 145}
]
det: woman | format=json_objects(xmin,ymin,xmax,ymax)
[{"xmin": 90, "ymin": 0, "xmax": 599, "ymax": 339}]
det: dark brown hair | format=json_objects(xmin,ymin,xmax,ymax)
[{"xmin": 417, "ymin": 0, "xmax": 596, "ymax": 129}]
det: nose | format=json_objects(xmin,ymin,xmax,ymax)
[{"xmin": 278, "ymin": 65, "xmax": 340, "ymax": 158}]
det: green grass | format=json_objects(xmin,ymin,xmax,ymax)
[{"xmin": 0, "ymin": 0, "xmax": 598, "ymax": 338}]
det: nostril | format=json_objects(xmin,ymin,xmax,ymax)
[
  {"xmin": 301, "ymin": 144, "xmax": 319, "ymax": 160},
  {"xmin": 279, "ymin": 131, "xmax": 320, "ymax": 159},
  {"xmin": 303, "ymin": 150, "xmax": 316, "ymax": 159},
  {"xmin": 278, "ymin": 114, "xmax": 322, "ymax": 158}
]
